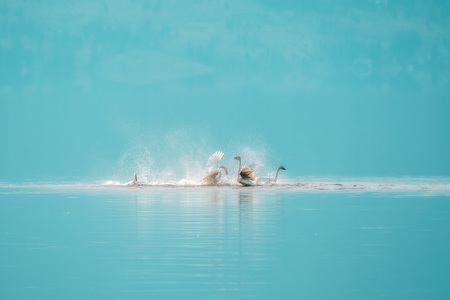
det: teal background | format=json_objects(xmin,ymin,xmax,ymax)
[
  {"xmin": 1, "ymin": 0, "xmax": 450, "ymax": 182},
  {"xmin": 1, "ymin": 2, "xmax": 450, "ymax": 298}
]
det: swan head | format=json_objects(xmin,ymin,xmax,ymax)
[
  {"xmin": 234, "ymin": 156, "xmax": 241, "ymax": 161},
  {"xmin": 219, "ymin": 166, "xmax": 229, "ymax": 175},
  {"xmin": 280, "ymin": 166, "xmax": 286, "ymax": 170}
]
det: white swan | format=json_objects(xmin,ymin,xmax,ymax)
[
  {"xmin": 255, "ymin": 166, "xmax": 286, "ymax": 185},
  {"xmin": 202, "ymin": 151, "xmax": 228, "ymax": 185},
  {"xmin": 234, "ymin": 156, "xmax": 258, "ymax": 186}
]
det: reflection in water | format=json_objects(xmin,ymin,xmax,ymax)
[
  {"xmin": 2, "ymin": 187, "xmax": 449, "ymax": 299},
  {"xmin": 128, "ymin": 188, "xmax": 282, "ymax": 298},
  {"xmin": 238, "ymin": 189, "xmax": 254, "ymax": 204},
  {"xmin": 206, "ymin": 188, "xmax": 224, "ymax": 204}
]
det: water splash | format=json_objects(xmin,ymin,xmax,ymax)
[
  {"xmin": 1, "ymin": 177, "xmax": 449, "ymax": 198},
  {"xmin": 112, "ymin": 126, "xmax": 272, "ymax": 185},
  {"xmin": 117, "ymin": 145, "xmax": 154, "ymax": 182}
]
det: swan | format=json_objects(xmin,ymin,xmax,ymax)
[
  {"xmin": 125, "ymin": 173, "xmax": 140, "ymax": 186},
  {"xmin": 234, "ymin": 156, "xmax": 258, "ymax": 186},
  {"xmin": 202, "ymin": 151, "xmax": 228, "ymax": 185},
  {"xmin": 255, "ymin": 166, "xmax": 286, "ymax": 185}
]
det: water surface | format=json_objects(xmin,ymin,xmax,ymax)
[{"xmin": 1, "ymin": 181, "xmax": 450, "ymax": 299}]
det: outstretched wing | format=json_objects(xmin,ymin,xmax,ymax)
[
  {"xmin": 240, "ymin": 161, "xmax": 258, "ymax": 181},
  {"xmin": 205, "ymin": 151, "xmax": 224, "ymax": 171}
]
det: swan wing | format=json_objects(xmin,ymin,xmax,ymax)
[
  {"xmin": 205, "ymin": 151, "xmax": 224, "ymax": 171},
  {"xmin": 202, "ymin": 169, "xmax": 220, "ymax": 184},
  {"xmin": 239, "ymin": 161, "xmax": 258, "ymax": 180},
  {"xmin": 240, "ymin": 167, "xmax": 255, "ymax": 181}
]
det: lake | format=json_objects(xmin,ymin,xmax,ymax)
[{"xmin": 1, "ymin": 179, "xmax": 449, "ymax": 299}]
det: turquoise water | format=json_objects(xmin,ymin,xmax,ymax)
[
  {"xmin": 2, "ymin": 1, "xmax": 450, "ymax": 298},
  {"xmin": 2, "ymin": 181, "xmax": 450, "ymax": 299}
]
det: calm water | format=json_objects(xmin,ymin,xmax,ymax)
[{"xmin": 1, "ymin": 182, "xmax": 450, "ymax": 299}]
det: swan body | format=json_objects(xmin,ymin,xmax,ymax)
[
  {"xmin": 202, "ymin": 151, "xmax": 228, "ymax": 185},
  {"xmin": 255, "ymin": 166, "xmax": 286, "ymax": 185},
  {"xmin": 234, "ymin": 156, "xmax": 258, "ymax": 186}
]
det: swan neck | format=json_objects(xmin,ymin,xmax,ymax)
[
  {"xmin": 236, "ymin": 159, "xmax": 241, "ymax": 182},
  {"xmin": 219, "ymin": 166, "xmax": 228, "ymax": 175},
  {"xmin": 273, "ymin": 167, "xmax": 281, "ymax": 182}
]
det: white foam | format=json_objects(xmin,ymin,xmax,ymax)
[{"xmin": 1, "ymin": 177, "xmax": 449, "ymax": 197}]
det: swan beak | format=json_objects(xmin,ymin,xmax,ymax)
[{"xmin": 281, "ymin": 166, "xmax": 286, "ymax": 170}]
